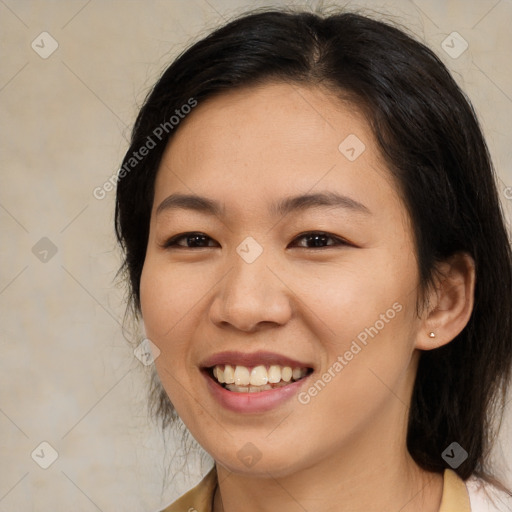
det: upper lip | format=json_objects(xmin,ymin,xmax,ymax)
[{"xmin": 200, "ymin": 351, "xmax": 314, "ymax": 369}]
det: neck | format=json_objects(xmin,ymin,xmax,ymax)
[{"xmin": 214, "ymin": 451, "xmax": 443, "ymax": 512}]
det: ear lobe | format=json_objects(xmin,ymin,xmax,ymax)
[{"xmin": 416, "ymin": 252, "xmax": 476, "ymax": 351}]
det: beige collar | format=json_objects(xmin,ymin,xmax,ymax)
[{"xmin": 161, "ymin": 466, "xmax": 471, "ymax": 512}]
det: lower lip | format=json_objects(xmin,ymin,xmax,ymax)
[{"xmin": 202, "ymin": 370, "xmax": 310, "ymax": 413}]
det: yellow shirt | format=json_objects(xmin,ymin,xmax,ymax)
[{"xmin": 160, "ymin": 466, "xmax": 471, "ymax": 512}]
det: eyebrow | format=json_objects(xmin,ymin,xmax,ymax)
[{"xmin": 155, "ymin": 191, "xmax": 371, "ymax": 218}]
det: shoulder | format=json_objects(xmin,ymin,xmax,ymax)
[
  {"xmin": 157, "ymin": 466, "xmax": 218, "ymax": 512},
  {"xmin": 466, "ymin": 475, "xmax": 512, "ymax": 512}
]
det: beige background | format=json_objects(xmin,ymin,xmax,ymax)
[{"xmin": 1, "ymin": 0, "xmax": 511, "ymax": 510}]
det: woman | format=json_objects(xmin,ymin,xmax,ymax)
[{"xmin": 115, "ymin": 7, "xmax": 512, "ymax": 512}]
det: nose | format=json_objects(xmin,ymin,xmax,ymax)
[{"xmin": 209, "ymin": 249, "xmax": 293, "ymax": 333}]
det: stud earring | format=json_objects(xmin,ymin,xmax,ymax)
[{"xmin": 429, "ymin": 332, "xmax": 436, "ymax": 338}]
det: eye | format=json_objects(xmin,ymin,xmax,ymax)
[
  {"xmin": 290, "ymin": 231, "xmax": 350, "ymax": 249},
  {"xmin": 162, "ymin": 232, "xmax": 219, "ymax": 249},
  {"xmin": 161, "ymin": 231, "xmax": 352, "ymax": 250}
]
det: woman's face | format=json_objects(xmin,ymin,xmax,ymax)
[{"xmin": 140, "ymin": 83, "xmax": 425, "ymax": 476}]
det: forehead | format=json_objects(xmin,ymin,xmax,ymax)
[{"xmin": 153, "ymin": 82, "xmax": 399, "ymax": 218}]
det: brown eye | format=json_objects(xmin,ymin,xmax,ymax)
[
  {"xmin": 291, "ymin": 231, "xmax": 349, "ymax": 249},
  {"xmin": 163, "ymin": 232, "xmax": 219, "ymax": 249}
]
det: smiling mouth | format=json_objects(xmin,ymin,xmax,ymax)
[{"xmin": 206, "ymin": 364, "xmax": 313, "ymax": 393}]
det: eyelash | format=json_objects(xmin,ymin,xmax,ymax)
[{"xmin": 161, "ymin": 231, "xmax": 351, "ymax": 250}]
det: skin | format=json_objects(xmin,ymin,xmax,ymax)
[{"xmin": 140, "ymin": 82, "xmax": 475, "ymax": 512}]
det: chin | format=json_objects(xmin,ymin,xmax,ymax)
[{"xmin": 209, "ymin": 443, "xmax": 307, "ymax": 478}]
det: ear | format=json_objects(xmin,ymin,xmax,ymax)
[{"xmin": 415, "ymin": 252, "xmax": 475, "ymax": 350}]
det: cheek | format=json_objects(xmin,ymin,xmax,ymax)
[
  {"xmin": 139, "ymin": 258, "xmax": 209, "ymax": 342},
  {"xmin": 294, "ymin": 250, "xmax": 415, "ymax": 336},
  {"xmin": 295, "ymin": 251, "xmax": 419, "ymax": 393},
  {"xmin": 139, "ymin": 259, "xmax": 206, "ymax": 416},
  {"xmin": 291, "ymin": 278, "xmax": 417, "ymax": 446},
  {"xmin": 139, "ymin": 258, "xmax": 202, "ymax": 403}
]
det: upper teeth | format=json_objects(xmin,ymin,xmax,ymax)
[{"xmin": 212, "ymin": 364, "xmax": 308, "ymax": 386}]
